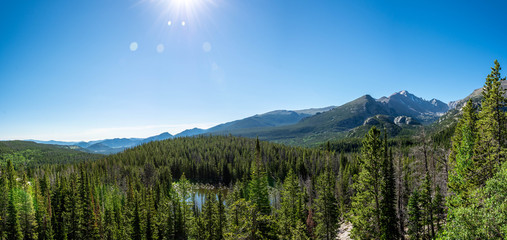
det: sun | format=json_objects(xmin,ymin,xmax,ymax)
[
  {"xmin": 172, "ymin": 0, "xmax": 200, "ymax": 9},
  {"xmin": 164, "ymin": 0, "xmax": 214, "ymax": 26}
]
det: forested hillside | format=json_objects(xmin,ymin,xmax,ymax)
[
  {"xmin": 0, "ymin": 61, "xmax": 505, "ymax": 239},
  {"xmin": 0, "ymin": 141, "xmax": 102, "ymax": 167}
]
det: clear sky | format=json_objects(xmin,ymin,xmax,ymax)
[{"xmin": 1, "ymin": 0, "xmax": 506, "ymax": 141}]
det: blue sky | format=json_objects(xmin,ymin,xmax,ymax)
[{"xmin": 1, "ymin": 0, "xmax": 506, "ymax": 141}]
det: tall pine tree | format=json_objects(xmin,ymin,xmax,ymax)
[
  {"xmin": 473, "ymin": 59, "xmax": 507, "ymax": 187},
  {"xmin": 278, "ymin": 169, "xmax": 307, "ymax": 240},
  {"xmin": 7, "ymin": 190, "xmax": 23, "ymax": 240},
  {"xmin": 314, "ymin": 166, "xmax": 339, "ymax": 240},
  {"xmin": 380, "ymin": 145, "xmax": 399, "ymax": 240},
  {"xmin": 448, "ymin": 98, "xmax": 477, "ymax": 204},
  {"xmin": 351, "ymin": 126, "xmax": 383, "ymax": 239}
]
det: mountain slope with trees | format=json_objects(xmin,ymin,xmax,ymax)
[{"xmin": 0, "ymin": 60, "xmax": 505, "ymax": 240}]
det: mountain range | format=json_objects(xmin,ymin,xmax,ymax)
[
  {"xmin": 31, "ymin": 132, "xmax": 175, "ymax": 154},
  {"xmin": 30, "ymin": 107, "xmax": 335, "ymax": 154},
  {"xmin": 29, "ymin": 81, "xmax": 507, "ymax": 153}
]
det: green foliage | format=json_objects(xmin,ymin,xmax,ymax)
[
  {"xmin": 472, "ymin": 59, "xmax": 507, "ymax": 187},
  {"xmin": 224, "ymin": 184, "xmax": 248, "ymax": 239},
  {"xmin": 440, "ymin": 160, "xmax": 507, "ymax": 239},
  {"xmin": 407, "ymin": 189, "xmax": 422, "ymax": 240},
  {"xmin": 0, "ymin": 169, "xmax": 9, "ymax": 239},
  {"xmin": 419, "ymin": 173, "xmax": 435, "ymax": 239},
  {"xmin": 98, "ymin": 135, "xmax": 337, "ymax": 185},
  {"xmin": 277, "ymin": 169, "xmax": 306, "ymax": 240},
  {"xmin": 442, "ymin": 60, "xmax": 507, "ymax": 239},
  {"xmin": 448, "ymin": 99, "xmax": 477, "ymax": 204},
  {"xmin": 350, "ymin": 127, "xmax": 383, "ymax": 239},
  {"xmin": 314, "ymin": 166, "xmax": 339, "ymax": 240},
  {"xmin": 17, "ymin": 186, "xmax": 38, "ymax": 240},
  {"xmin": 248, "ymin": 161, "xmax": 270, "ymax": 216},
  {"xmin": 0, "ymin": 141, "xmax": 101, "ymax": 168},
  {"xmin": 379, "ymin": 148, "xmax": 399, "ymax": 240},
  {"xmin": 7, "ymin": 189, "xmax": 23, "ymax": 240}
]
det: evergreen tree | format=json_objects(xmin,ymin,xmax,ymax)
[
  {"xmin": 52, "ymin": 177, "xmax": 68, "ymax": 240},
  {"xmin": 215, "ymin": 192, "xmax": 226, "ymax": 240},
  {"xmin": 379, "ymin": 147, "xmax": 399, "ymax": 240},
  {"xmin": 249, "ymin": 138, "xmax": 271, "ymax": 215},
  {"xmin": 247, "ymin": 138, "xmax": 275, "ymax": 239},
  {"xmin": 314, "ymin": 167, "xmax": 339, "ymax": 240},
  {"xmin": 448, "ymin": 98, "xmax": 477, "ymax": 204},
  {"xmin": 432, "ymin": 185, "xmax": 445, "ymax": 233},
  {"xmin": 34, "ymin": 175, "xmax": 54, "ymax": 240},
  {"xmin": 407, "ymin": 189, "xmax": 422, "ymax": 240},
  {"xmin": 419, "ymin": 173, "xmax": 434, "ymax": 239},
  {"xmin": 158, "ymin": 195, "xmax": 175, "ymax": 240},
  {"xmin": 79, "ymin": 169, "xmax": 99, "ymax": 239},
  {"xmin": 145, "ymin": 189, "xmax": 158, "ymax": 240},
  {"xmin": 350, "ymin": 126, "xmax": 383, "ymax": 239},
  {"xmin": 202, "ymin": 193, "xmax": 217, "ymax": 240},
  {"xmin": 173, "ymin": 194, "xmax": 186, "ymax": 240},
  {"xmin": 473, "ymin": 59, "xmax": 507, "ymax": 187},
  {"xmin": 0, "ymin": 171, "xmax": 8, "ymax": 240},
  {"xmin": 278, "ymin": 169, "xmax": 307, "ymax": 240},
  {"xmin": 177, "ymin": 173, "xmax": 192, "ymax": 239},
  {"xmin": 224, "ymin": 183, "xmax": 251, "ymax": 240},
  {"xmin": 7, "ymin": 190, "xmax": 23, "ymax": 240},
  {"xmin": 66, "ymin": 174, "xmax": 80, "ymax": 240},
  {"xmin": 190, "ymin": 200, "xmax": 205, "ymax": 239},
  {"xmin": 18, "ymin": 188, "xmax": 37, "ymax": 240},
  {"xmin": 132, "ymin": 198, "xmax": 143, "ymax": 240},
  {"xmin": 104, "ymin": 207, "xmax": 117, "ymax": 240}
]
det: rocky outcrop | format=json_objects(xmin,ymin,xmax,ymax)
[{"xmin": 394, "ymin": 116, "xmax": 420, "ymax": 126}]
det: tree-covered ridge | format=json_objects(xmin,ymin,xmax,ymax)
[
  {"xmin": 0, "ymin": 141, "xmax": 102, "ymax": 167},
  {"xmin": 98, "ymin": 135, "xmax": 344, "ymax": 185}
]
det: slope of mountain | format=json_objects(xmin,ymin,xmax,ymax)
[
  {"xmin": 85, "ymin": 143, "xmax": 122, "ymax": 154},
  {"xmin": 141, "ymin": 132, "xmax": 173, "ymax": 144},
  {"xmin": 221, "ymin": 95, "xmax": 393, "ymax": 144},
  {"xmin": 431, "ymin": 80, "xmax": 507, "ymax": 136},
  {"xmin": 173, "ymin": 106, "xmax": 335, "ymax": 138},
  {"xmin": 175, "ymin": 128, "xmax": 208, "ymax": 137},
  {"xmin": 211, "ymin": 92, "xmax": 446, "ymax": 145},
  {"xmin": 30, "ymin": 132, "xmax": 174, "ymax": 154},
  {"xmin": 448, "ymin": 80, "xmax": 507, "ymax": 110},
  {"xmin": 98, "ymin": 138, "xmax": 142, "ymax": 149},
  {"xmin": 377, "ymin": 90, "xmax": 448, "ymax": 124}
]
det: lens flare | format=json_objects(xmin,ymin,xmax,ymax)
[
  {"xmin": 153, "ymin": 0, "xmax": 216, "ymax": 28},
  {"xmin": 156, "ymin": 44, "xmax": 165, "ymax": 53},
  {"xmin": 202, "ymin": 42, "xmax": 211, "ymax": 52},
  {"xmin": 130, "ymin": 42, "xmax": 138, "ymax": 51}
]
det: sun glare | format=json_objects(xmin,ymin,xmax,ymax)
[{"xmin": 161, "ymin": 0, "xmax": 214, "ymax": 27}]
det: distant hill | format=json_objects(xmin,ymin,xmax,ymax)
[
  {"xmin": 173, "ymin": 106, "xmax": 335, "ymax": 138},
  {"xmin": 175, "ymin": 128, "xmax": 208, "ymax": 137},
  {"xmin": 0, "ymin": 140, "xmax": 102, "ymax": 166},
  {"xmin": 31, "ymin": 132, "xmax": 174, "ymax": 154}
]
